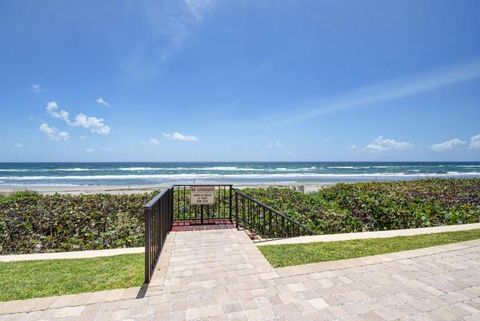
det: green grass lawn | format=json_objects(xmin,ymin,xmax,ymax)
[
  {"xmin": 0, "ymin": 253, "xmax": 144, "ymax": 302},
  {"xmin": 259, "ymin": 229, "xmax": 480, "ymax": 268}
]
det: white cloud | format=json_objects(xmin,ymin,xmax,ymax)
[
  {"xmin": 469, "ymin": 134, "xmax": 480, "ymax": 151},
  {"xmin": 184, "ymin": 0, "xmax": 215, "ymax": 21},
  {"xmin": 45, "ymin": 101, "xmax": 110, "ymax": 135},
  {"xmin": 126, "ymin": 0, "xmax": 217, "ymax": 78},
  {"xmin": 78, "ymin": 135, "xmax": 87, "ymax": 140},
  {"xmin": 71, "ymin": 113, "xmax": 110, "ymax": 134},
  {"xmin": 85, "ymin": 148, "xmax": 94, "ymax": 153},
  {"xmin": 32, "ymin": 84, "xmax": 41, "ymax": 93},
  {"xmin": 96, "ymin": 97, "xmax": 110, "ymax": 107},
  {"xmin": 431, "ymin": 138, "xmax": 466, "ymax": 152},
  {"xmin": 15, "ymin": 142, "xmax": 23, "ymax": 148},
  {"xmin": 271, "ymin": 58, "xmax": 480, "ymax": 125},
  {"xmin": 39, "ymin": 123, "xmax": 70, "ymax": 141},
  {"xmin": 46, "ymin": 101, "xmax": 70, "ymax": 123},
  {"xmin": 163, "ymin": 132, "xmax": 198, "ymax": 142},
  {"xmin": 365, "ymin": 136, "xmax": 413, "ymax": 152},
  {"xmin": 105, "ymin": 147, "xmax": 115, "ymax": 152},
  {"xmin": 267, "ymin": 141, "xmax": 282, "ymax": 149},
  {"xmin": 149, "ymin": 138, "xmax": 161, "ymax": 145}
]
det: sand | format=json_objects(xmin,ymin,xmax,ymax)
[{"xmin": 0, "ymin": 182, "xmax": 333, "ymax": 195}]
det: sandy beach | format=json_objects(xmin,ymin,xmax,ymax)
[{"xmin": 0, "ymin": 182, "xmax": 331, "ymax": 195}]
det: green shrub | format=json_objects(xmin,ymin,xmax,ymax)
[
  {"xmin": 0, "ymin": 192, "xmax": 156, "ymax": 254},
  {"xmin": 2, "ymin": 179, "xmax": 480, "ymax": 255},
  {"xmin": 244, "ymin": 179, "xmax": 480, "ymax": 234}
]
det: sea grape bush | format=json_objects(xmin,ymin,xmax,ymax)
[
  {"xmin": 0, "ymin": 191, "xmax": 156, "ymax": 254},
  {"xmin": 1, "ymin": 179, "xmax": 479, "ymax": 254},
  {"xmin": 244, "ymin": 179, "xmax": 480, "ymax": 234}
]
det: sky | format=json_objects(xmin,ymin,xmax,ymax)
[{"xmin": 0, "ymin": 0, "xmax": 479, "ymax": 162}]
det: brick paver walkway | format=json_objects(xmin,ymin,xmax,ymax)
[{"xmin": 1, "ymin": 229, "xmax": 480, "ymax": 320}]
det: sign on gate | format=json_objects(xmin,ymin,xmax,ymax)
[{"xmin": 190, "ymin": 185, "xmax": 215, "ymax": 205}]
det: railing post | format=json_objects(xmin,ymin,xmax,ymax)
[
  {"xmin": 169, "ymin": 187, "xmax": 174, "ymax": 230},
  {"xmin": 235, "ymin": 191, "xmax": 239, "ymax": 229},
  {"xmin": 229, "ymin": 185, "xmax": 233, "ymax": 223},
  {"xmin": 144, "ymin": 206, "xmax": 151, "ymax": 283}
]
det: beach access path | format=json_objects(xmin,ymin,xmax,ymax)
[{"xmin": 1, "ymin": 228, "xmax": 480, "ymax": 320}]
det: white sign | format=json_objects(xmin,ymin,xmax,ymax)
[{"xmin": 190, "ymin": 186, "xmax": 215, "ymax": 205}]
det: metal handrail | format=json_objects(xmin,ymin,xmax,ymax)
[
  {"xmin": 144, "ymin": 184, "xmax": 316, "ymax": 282},
  {"xmin": 233, "ymin": 189, "xmax": 316, "ymax": 235},
  {"xmin": 233, "ymin": 188, "xmax": 317, "ymax": 237},
  {"xmin": 145, "ymin": 186, "xmax": 173, "ymax": 208},
  {"xmin": 144, "ymin": 186, "xmax": 173, "ymax": 283}
]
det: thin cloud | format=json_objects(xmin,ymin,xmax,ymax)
[
  {"xmin": 364, "ymin": 136, "xmax": 413, "ymax": 152},
  {"xmin": 126, "ymin": 1, "xmax": 217, "ymax": 78},
  {"xmin": 47, "ymin": 101, "xmax": 70, "ymax": 123},
  {"xmin": 149, "ymin": 138, "xmax": 161, "ymax": 145},
  {"xmin": 15, "ymin": 142, "xmax": 23, "ymax": 148},
  {"xmin": 469, "ymin": 134, "xmax": 480, "ymax": 151},
  {"xmin": 85, "ymin": 148, "xmax": 94, "ymax": 153},
  {"xmin": 267, "ymin": 141, "xmax": 282, "ymax": 149},
  {"xmin": 163, "ymin": 132, "xmax": 198, "ymax": 142},
  {"xmin": 431, "ymin": 138, "xmax": 466, "ymax": 152},
  {"xmin": 31, "ymin": 84, "xmax": 41, "ymax": 93},
  {"xmin": 71, "ymin": 113, "xmax": 110, "ymax": 135},
  {"xmin": 39, "ymin": 123, "xmax": 70, "ymax": 141},
  {"xmin": 96, "ymin": 97, "xmax": 110, "ymax": 107},
  {"xmin": 270, "ymin": 58, "xmax": 480, "ymax": 125}
]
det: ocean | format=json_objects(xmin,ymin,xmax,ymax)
[{"xmin": 0, "ymin": 162, "xmax": 479, "ymax": 187}]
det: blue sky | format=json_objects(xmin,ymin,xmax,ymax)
[{"xmin": 0, "ymin": 0, "xmax": 479, "ymax": 162}]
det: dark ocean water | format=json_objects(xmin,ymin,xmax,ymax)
[{"xmin": 0, "ymin": 162, "xmax": 479, "ymax": 187}]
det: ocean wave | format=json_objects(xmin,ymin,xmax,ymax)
[
  {"xmin": 119, "ymin": 166, "xmax": 264, "ymax": 171},
  {"xmin": 52, "ymin": 168, "xmax": 94, "ymax": 172},
  {"xmin": 2, "ymin": 171, "xmax": 480, "ymax": 181},
  {"xmin": 0, "ymin": 183, "xmax": 80, "ymax": 186},
  {"xmin": 118, "ymin": 167, "xmax": 160, "ymax": 171},
  {"xmin": 327, "ymin": 166, "xmax": 356, "ymax": 169}
]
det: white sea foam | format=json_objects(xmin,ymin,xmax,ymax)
[
  {"xmin": 52, "ymin": 168, "xmax": 93, "ymax": 171},
  {"xmin": 118, "ymin": 167, "xmax": 160, "ymax": 171},
  {"xmin": 328, "ymin": 166, "xmax": 356, "ymax": 169},
  {"xmin": 1, "ymin": 171, "xmax": 480, "ymax": 181},
  {"xmin": 118, "ymin": 166, "xmax": 261, "ymax": 171}
]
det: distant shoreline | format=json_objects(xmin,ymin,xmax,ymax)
[{"xmin": 0, "ymin": 182, "xmax": 334, "ymax": 195}]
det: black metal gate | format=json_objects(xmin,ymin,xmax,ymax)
[
  {"xmin": 144, "ymin": 184, "xmax": 316, "ymax": 283},
  {"xmin": 172, "ymin": 184, "xmax": 233, "ymax": 224}
]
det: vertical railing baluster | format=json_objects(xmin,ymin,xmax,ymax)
[
  {"xmin": 183, "ymin": 186, "xmax": 186, "ymax": 221},
  {"xmin": 229, "ymin": 185, "xmax": 233, "ymax": 223},
  {"xmin": 235, "ymin": 191, "xmax": 239, "ymax": 229},
  {"xmin": 144, "ymin": 206, "xmax": 151, "ymax": 283}
]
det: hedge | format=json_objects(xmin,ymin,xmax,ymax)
[
  {"xmin": 244, "ymin": 178, "xmax": 480, "ymax": 234},
  {"xmin": 0, "ymin": 191, "xmax": 155, "ymax": 254},
  {"xmin": 2, "ymin": 179, "xmax": 480, "ymax": 254}
]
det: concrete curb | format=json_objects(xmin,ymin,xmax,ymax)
[
  {"xmin": 0, "ymin": 247, "xmax": 144, "ymax": 262},
  {"xmin": 256, "ymin": 222, "xmax": 480, "ymax": 246}
]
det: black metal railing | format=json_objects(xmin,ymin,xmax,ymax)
[
  {"xmin": 172, "ymin": 184, "xmax": 233, "ymax": 224},
  {"xmin": 144, "ymin": 184, "xmax": 315, "ymax": 282},
  {"xmin": 144, "ymin": 186, "xmax": 173, "ymax": 283},
  {"xmin": 233, "ymin": 189, "xmax": 316, "ymax": 238}
]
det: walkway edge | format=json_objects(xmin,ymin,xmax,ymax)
[
  {"xmin": 275, "ymin": 238, "xmax": 480, "ymax": 277},
  {"xmin": 0, "ymin": 247, "xmax": 144, "ymax": 262},
  {"xmin": 256, "ymin": 222, "xmax": 480, "ymax": 246}
]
